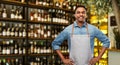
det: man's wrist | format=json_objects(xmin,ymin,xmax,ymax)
[
  {"xmin": 96, "ymin": 56, "xmax": 101, "ymax": 61},
  {"xmin": 61, "ymin": 57, "xmax": 66, "ymax": 61}
]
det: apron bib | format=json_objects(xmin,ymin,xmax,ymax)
[{"xmin": 70, "ymin": 24, "xmax": 92, "ymax": 65}]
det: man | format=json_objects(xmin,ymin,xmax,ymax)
[{"xmin": 52, "ymin": 5, "xmax": 110, "ymax": 65}]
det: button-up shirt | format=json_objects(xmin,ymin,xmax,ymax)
[{"xmin": 52, "ymin": 21, "xmax": 110, "ymax": 54}]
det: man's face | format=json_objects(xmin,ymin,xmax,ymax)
[{"xmin": 74, "ymin": 7, "xmax": 87, "ymax": 22}]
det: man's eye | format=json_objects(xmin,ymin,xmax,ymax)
[
  {"xmin": 76, "ymin": 11, "xmax": 85, "ymax": 14},
  {"xmin": 82, "ymin": 12, "xmax": 85, "ymax": 14},
  {"xmin": 77, "ymin": 12, "xmax": 80, "ymax": 14}
]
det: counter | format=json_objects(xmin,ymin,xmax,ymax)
[{"xmin": 108, "ymin": 49, "xmax": 120, "ymax": 65}]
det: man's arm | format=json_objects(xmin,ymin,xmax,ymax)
[
  {"xmin": 89, "ymin": 47, "xmax": 108, "ymax": 65},
  {"xmin": 56, "ymin": 50, "xmax": 66, "ymax": 61},
  {"xmin": 89, "ymin": 27, "xmax": 110, "ymax": 65},
  {"xmin": 97, "ymin": 47, "xmax": 107, "ymax": 60},
  {"xmin": 56, "ymin": 50, "xmax": 74, "ymax": 65}
]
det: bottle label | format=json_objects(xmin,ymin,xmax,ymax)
[
  {"xmin": 11, "ymin": 14, "xmax": 15, "ymax": 19},
  {"xmin": 23, "ymin": 32, "xmax": 26, "ymax": 37},
  {"xmin": 11, "ymin": 32, "xmax": 14, "ymax": 36},
  {"xmin": 2, "ymin": 13, "xmax": 7, "ymax": 18},
  {"xmin": 15, "ymin": 32, "xmax": 18, "ymax": 37},
  {"xmin": 6, "ymin": 49, "xmax": 10, "ymax": 54},
  {"xmin": 2, "ymin": 31, "xmax": 7, "ymax": 36},
  {"xmin": 15, "ymin": 49, "xmax": 18, "ymax": 54}
]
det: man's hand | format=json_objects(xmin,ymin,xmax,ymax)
[
  {"xmin": 62, "ymin": 59, "xmax": 74, "ymax": 65},
  {"xmin": 89, "ymin": 57, "xmax": 99, "ymax": 65}
]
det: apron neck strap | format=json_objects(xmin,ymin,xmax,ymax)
[{"xmin": 72, "ymin": 22, "xmax": 89, "ymax": 36}]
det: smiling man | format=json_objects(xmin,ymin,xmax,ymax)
[{"xmin": 52, "ymin": 5, "xmax": 110, "ymax": 65}]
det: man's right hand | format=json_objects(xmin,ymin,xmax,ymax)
[{"xmin": 62, "ymin": 59, "xmax": 74, "ymax": 65}]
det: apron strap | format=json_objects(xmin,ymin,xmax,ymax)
[
  {"xmin": 72, "ymin": 22, "xmax": 89, "ymax": 36},
  {"xmin": 71, "ymin": 24, "xmax": 74, "ymax": 36}
]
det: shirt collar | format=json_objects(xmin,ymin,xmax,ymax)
[{"xmin": 74, "ymin": 21, "xmax": 87, "ymax": 27}]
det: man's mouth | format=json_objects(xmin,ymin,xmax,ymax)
[{"xmin": 78, "ymin": 16, "xmax": 84, "ymax": 19}]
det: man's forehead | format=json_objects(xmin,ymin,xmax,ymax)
[{"xmin": 76, "ymin": 7, "xmax": 86, "ymax": 11}]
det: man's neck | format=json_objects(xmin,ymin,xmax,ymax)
[{"xmin": 77, "ymin": 21, "xmax": 85, "ymax": 27}]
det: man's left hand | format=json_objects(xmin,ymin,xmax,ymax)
[{"xmin": 89, "ymin": 57, "xmax": 99, "ymax": 65}]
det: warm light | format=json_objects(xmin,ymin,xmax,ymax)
[{"xmin": 101, "ymin": 30, "xmax": 108, "ymax": 34}]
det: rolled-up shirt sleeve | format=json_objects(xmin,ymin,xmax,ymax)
[
  {"xmin": 95, "ymin": 27, "xmax": 110, "ymax": 48},
  {"xmin": 52, "ymin": 29, "xmax": 68, "ymax": 50}
]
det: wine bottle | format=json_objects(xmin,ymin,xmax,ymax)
[
  {"xmin": 33, "ymin": 9, "xmax": 38, "ymax": 21},
  {"xmin": 44, "ymin": 26, "xmax": 47, "ymax": 38},
  {"xmin": 14, "ymin": 43, "xmax": 18, "ymax": 54},
  {"xmin": 36, "ymin": 0, "xmax": 39, "ymax": 5},
  {"xmin": 62, "ymin": 0, "xmax": 67, "ymax": 9},
  {"xmin": 6, "ymin": 40, "xmax": 10, "ymax": 55},
  {"xmin": 30, "ymin": 9, "xmax": 34, "ymax": 21},
  {"xmin": 18, "ymin": 24, "xmax": 23, "ymax": 37},
  {"xmin": 2, "ymin": 27, "xmax": 7, "ymax": 37},
  {"xmin": 15, "ymin": 7, "xmax": 19, "ymax": 19},
  {"xmin": 55, "ymin": 1, "xmax": 60, "ymax": 7},
  {"xmin": 10, "ymin": 6, "xmax": 15, "ymax": 19},
  {"xmin": 18, "ymin": 8, "xmax": 23, "ymax": 19},
  {"xmin": 6, "ymin": 59, "xmax": 11, "ymax": 65},
  {"xmin": 6, "ymin": 23, "xmax": 10, "ymax": 36},
  {"xmin": 49, "ymin": 0, "xmax": 53, "ymax": 6},
  {"xmin": 15, "ymin": 59, "xmax": 19, "ymax": 65},
  {"xmin": 10, "ymin": 40, "xmax": 14, "ymax": 54},
  {"xmin": 10, "ymin": 24, "xmax": 15, "ymax": 37},
  {"xmin": 2, "ymin": 5, "xmax": 7, "ymax": 18},
  {"xmin": 14, "ymin": 24, "xmax": 19, "ymax": 37},
  {"xmin": 21, "ymin": 0, "xmax": 25, "ymax": 3},
  {"xmin": 47, "ymin": 26, "xmax": 51, "ymax": 38}
]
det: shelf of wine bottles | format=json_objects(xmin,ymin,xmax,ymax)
[
  {"xmin": 28, "ymin": 0, "xmax": 77, "ymax": 11},
  {"xmin": 0, "ymin": 39, "xmax": 26, "ymax": 55},
  {"xmin": 28, "ymin": 23, "xmax": 66, "ymax": 39},
  {"xmin": 52, "ymin": 55, "xmax": 69, "ymax": 65},
  {"xmin": 28, "ymin": 24, "xmax": 51, "ymax": 39},
  {"xmin": 0, "ymin": 21, "xmax": 26, "ymax": 37},
  {"xmin": 0, "ymin": 0, "xmax": 79, "ymax": 65},
  {"xmin": 0, "ymin": 57, "xmax": 23, "ymax": 65},
  {"xmin": 0, "ymin": 4, "xmax": 25, "ymax": 20},
  {"xmin": 28, "ymin": 40, "xmax": 52, "ymax": 54},
  {"xmin": 28, "ymin": 56, "xmax": 52, "ymax": 65},
  {"xmin": 28, "ymin": 8, "xmax": 71, "ymax": 25}
]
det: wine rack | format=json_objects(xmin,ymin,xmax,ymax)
[{"xmin": 0, "ymin": 0, "xmax": 72, "ymax": 65}]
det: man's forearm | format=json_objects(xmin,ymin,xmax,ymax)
[
  {"xmin": 97, "ymin": 47, "xmax": 108, "ymax": 60},
  {"xmin": 56, "ymin": 50, "xmax": 65, "ymax": 60}
]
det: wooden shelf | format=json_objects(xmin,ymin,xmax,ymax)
[
  {"xmin": 28, "ymin": 20, "xmax": 51, "ymax": 25},
  {"xmin": 53, "ymin": 53, "xmax": 69, "ymax": 55},
  {"xmin": 0, "ymin": 36, "xmax": 26, "ymax": 39},
  {"xmin": 28, "ymin": 20, "xmax": 69, "ymax": 26},
  {"xmin": 0, "ymin": 0, "xmax": 27, "ymax": 6},
  {"xmin": 0, "ymin": 54, "xmax": 25, "ymax": 57},
  {"xmin": 28, "ymin": 37, "xmax": 52, "ymax": 40},
  {"xmin": 51, "ymin": 22, "xmax": 69, "ymax": 26},
  {"xmin": 28, "ymin": 53, "xmax": 52, "ymax": 56},
  {"xmin": 0, "ymin": 18, "xmax": 26, "ymax": 23},
  {"xmin": 28, "ymin": 2, "xmax": 74, "ymax": 13}
]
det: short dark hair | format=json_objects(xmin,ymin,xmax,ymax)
[{"xmin": 74, "ymin": 5, "xmax": 87, "ymax": 13}]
